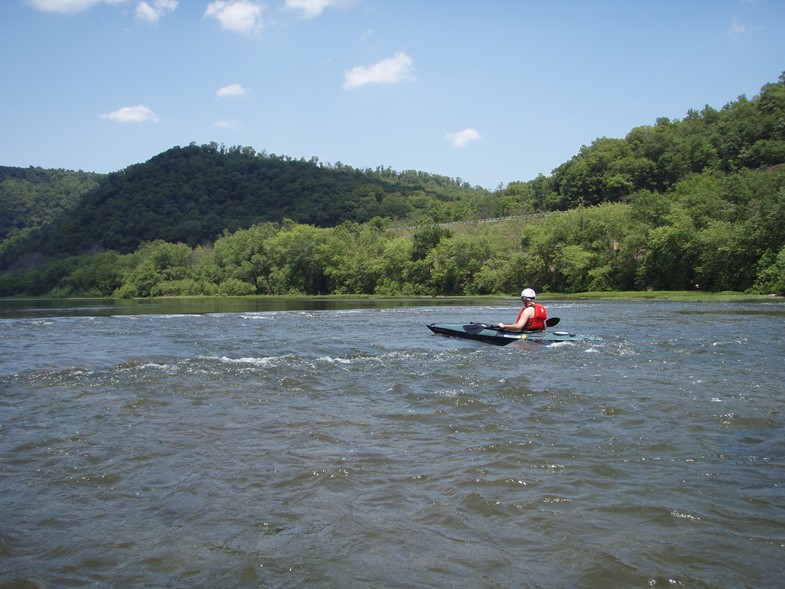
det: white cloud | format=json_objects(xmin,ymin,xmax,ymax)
[
  {"xmin": 100, "ymin": 104, "xmax": 159, "ymax": 123},
  {"xmin": 343, "ymin": 51, "xmax": 414, "ymax": 90},
  {"xmin": 28, "ymin": 0, "xmax": 177, "ymax": 22},
  {"xmin": 135, "ymin": 0, "xmax": 177, "ymax": 24},
  {"xmin": 729, "ymin": 16, "xmax": 754, "ymax": 36},
  {"xmin": 204, "ymin": 0, "xmax": 263, "ymax": 36},
  {"xmin": 26, "ymin": 0, "xmax": 126, "ymax": 13},
  {"xmin": 216, "ymin": 83, "xmax": 248, "ymax": 98},
  {"xmin": 445, "ymin": 128, "xmax": 482, "ymax": 148},
  {"xmin": 284, "ymin": 0, "xmax": 353, "ymax": 19},
  {"xmin": 214, "ymin": 119, "xmax": 243, "ymax": 129}
]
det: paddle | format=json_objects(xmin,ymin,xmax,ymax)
[
  {"xmin": 462, "ymin": 323, "xmax": 495, "ymax": 333},
  {"xmin": 463, "ymin": 317, "xmax": 559, "ymax": 333}
]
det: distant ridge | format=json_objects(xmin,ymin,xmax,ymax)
[
  {"xmin": 2, "ymin": 75, "xmax": 785, "ymax": 297},
  {"xmin": 0, "ymin": 142, "xmax": 489, "ymax": 267}
]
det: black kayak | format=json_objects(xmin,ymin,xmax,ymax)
[{"xmin": 427, "ymin": 320, "xmax": 601, "ymax": 346}]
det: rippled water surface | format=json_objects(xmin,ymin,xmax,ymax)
[{"xmin": 1, "ymin": 298, "xmax": 784, "ymax": 588}]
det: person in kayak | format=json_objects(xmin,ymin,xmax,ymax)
[{"xmin": 497, "ymin": 288, "xmax": 547, "ymax": 331}]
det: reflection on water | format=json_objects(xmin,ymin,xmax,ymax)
[{"xmin": 0, "ymin": 296, "xmax": 494, "ymax": 318}]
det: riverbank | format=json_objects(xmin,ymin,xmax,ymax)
[
  {"xmin": 537, "ymin": 290, "xmax": 785, "ymax": 302},
  {"xmin": 2, "ymin": 290, "xmax": 783, "ymax": 310}
]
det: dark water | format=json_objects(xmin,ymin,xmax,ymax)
[{"xmin": 1, "ymin": 298, "xmax": 784, "ymax": 588}]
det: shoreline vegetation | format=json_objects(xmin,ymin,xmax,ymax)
[
  {"xmin": 3, "ymin": 291, "xmax": 784, "ymax": 304},
  {"xmin": 2, "ymin": 76, "xmax": 785, "ymax": 299}
]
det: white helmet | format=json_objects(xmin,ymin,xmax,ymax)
[{"xmin": 520, "ymin": 288, "xmax": 536, "ymax": 299}]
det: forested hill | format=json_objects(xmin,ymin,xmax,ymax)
[
  {"xmin": 4, "ymin": 75, "xmax": 785, "ymax": 269},
  {"xmin": 0, "ymin": 166, "xmax": 103, "ymax": 243},
  {"xmin": 1, "ymin": 75, "xmax": 785, "ymax": 297},
  {"xmin": 489, "ymin": 75, "xmax": 785, "ymax": 214},
  {"xmin": 0, "ymin": 143, "xmax": 489, "ymax": 266}
]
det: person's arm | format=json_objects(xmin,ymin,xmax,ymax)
[{"xmin": 498, "ymin": 307, "xmax": 533, "ymax": 331}]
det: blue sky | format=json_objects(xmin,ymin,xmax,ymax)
[{"xmin": 1, "ymin": 0, "xmax": 783, "ymax": 189}]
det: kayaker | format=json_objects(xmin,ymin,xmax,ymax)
[{"xmin": 497, "ymin": 288, "xmax": 547, "ymax": 331}]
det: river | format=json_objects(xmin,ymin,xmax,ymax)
[{"xmin": 1, "ymin": 297, "xmax": 783, "ymax": 588}]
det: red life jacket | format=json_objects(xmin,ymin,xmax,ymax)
[{"xmin": 516, "ymin": 303, "xmax": 547, "ymax": 331}]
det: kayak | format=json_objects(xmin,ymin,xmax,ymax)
[{"xmin": 426, "ymin": 322, "xmax": 601, "ymax": 346}]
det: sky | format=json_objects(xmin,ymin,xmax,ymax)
[{"xmin": 1, "ymin": 0, "xmax": 784, "ymax": 189}]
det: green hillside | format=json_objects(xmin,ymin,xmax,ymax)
[
  {"xmin": 1, "ymin": 75, "xmax": 784, "ymax": 298},
  {"xmin": 0, "ymin": 144, "xmax": 489, "ymax": 268},
  {"xmin": 0, "ymin": 166, "xmax": 103, "ymax": 247}
]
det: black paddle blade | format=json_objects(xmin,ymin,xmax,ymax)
[
  {"xmin": 546, "ymin": 317, "xmax": 560, "ymax": 327},
  {"xmin": 463, "ymin": 323, "xmax": 495, "ymax": 334}
]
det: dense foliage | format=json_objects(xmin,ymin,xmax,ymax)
[
  {"xmin": 1, "ymin": 75, "xmax": 784, "ymax": 297},
  {"xmin": 0, "ymin": 144, "xmax": 488, "ymax": 268},
  {"xmin": 485, "ymin": 75, "xmax": 785, "ymax": 215},
  {"xmin": 0, "ymin": 166, "xmax": 103, "ymax": 256}
]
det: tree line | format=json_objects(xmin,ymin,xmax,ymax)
[
  {"xmin": 2, "ymin": 161, "xmax": 784, "ymax": 298},
  {"xmin": 0, "ymin": 144, "xmax": 489, "ymax": 268},
  {"xmin": 1, "ymin": 74, "xmax": 784, "ymax": 297}
]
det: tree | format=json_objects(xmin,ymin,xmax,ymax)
[
  {"xmin": 426, "ymin": 234, "xmax": 493, "ymax": 295},
  {"xmin": 114, "ymin": 240, "xmax": 195, "ymax": 298},
  {"xmin": 213, "ymin": 223, "xmax": 280, "ymax": 294},
  {"xmin": 693, "ymin": 220, "xmax": 758, "ymax": 291},
  {"xmin": 50, "ymin": 251, "xmax": 132, "ymax": 297},
  {"xmin": 321, "ymin": 222, "xmax": 387, "ymax": 294},
  {"xmin": 267, "ymin": 224, "xmax": 329, "ymax": 295},
  {"xmin": 637, "ymin": 209, "xmax": 697, "ymax": 290},
  {"xmin": 753, "ymin": 246, "xmax": 785, "ymax": 294}
]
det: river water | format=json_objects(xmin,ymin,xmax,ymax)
[{"xmin": 1, "ymin": 297, "xmax": 783, "ymax": 588}]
